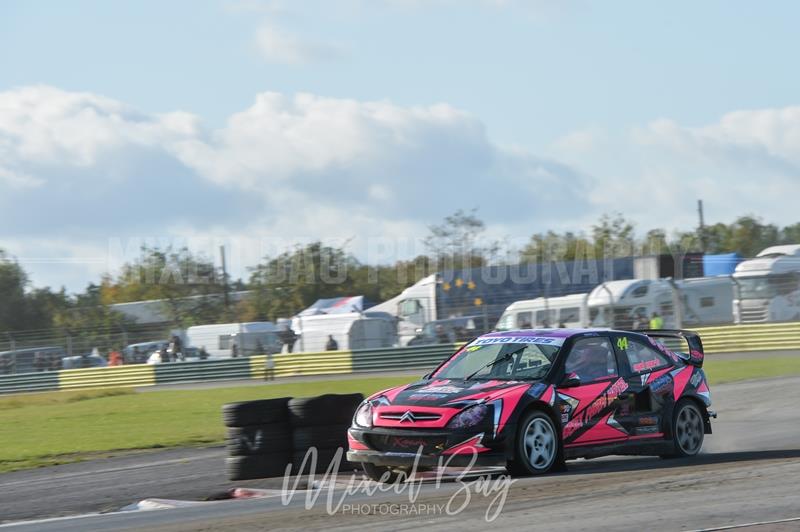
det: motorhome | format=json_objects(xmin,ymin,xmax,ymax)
[
  {"xmin": 185, "ymin": 322, "xmax": 282, "ymax": 359},
  {"xmin": 732, "ymin": 244, "xmax": 800, "ymax": 323},
  {"xmin": 586, "ymin": 277, "xmax": 734, "ymax": 329},
  {"xmin": 495, "ymin": 294, "xmax": 588, "ymax": 331},
  {"xmin": 290, "ymin": 312, "xmax": 397, "ymax": 353}
]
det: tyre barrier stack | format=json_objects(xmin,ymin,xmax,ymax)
[
  {"xmin": 223, "ymin": 393, "xmax": 363, "ymax": 480},
  {"xmin": 288, "ymin": 393, "xmax": 363, "ymax": 475}
]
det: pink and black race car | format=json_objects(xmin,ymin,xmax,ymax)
[{"xmin": 347, "ymin": 328, "xmax": 714, "ymax": 481}]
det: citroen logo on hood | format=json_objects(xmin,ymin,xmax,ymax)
[{"xmin": 399, "ymin": 411, "xmax": 416, "ymax": 423}]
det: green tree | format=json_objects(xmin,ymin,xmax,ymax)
[{"xmin": 101, "ymin": 246, "xmax": 227, "ymax": 326}]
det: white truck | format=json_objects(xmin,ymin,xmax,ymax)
[
  {"xmin": 732, "ymin": 244, "xmax": 800, "ymax": 323},
  {"xmin": 368, "ymin": 274, "xmax": 439, "ymax": 346},
  {"xmin": 290, "ymin": 312, "xmax": 397, "ymax": 353},
  {"xmin": 495, "ymin": 294, "xmax": 588, "ymax": 331},
  {"xmin": 185, "ymin": 322, "xmax": 283, "ymax": 359},
  {"xmin": 586, "ymin": 277, "xmax": 734, "ymax": 329}
]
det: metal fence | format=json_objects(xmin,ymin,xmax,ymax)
[{"xmin": 1, "ymin": 320, "xmax": 799, "ymax": 395}]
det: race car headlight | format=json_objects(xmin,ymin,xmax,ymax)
[
  {"xmin": 447, "ymin": 403, "xmax": 489, "ymax": 429},
  {"xmin": 354, "ymin": 402, "xmax": 373, "ymax": 428}
]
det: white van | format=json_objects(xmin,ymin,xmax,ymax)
[
  {"xmin": 185, "ymin": 322, "xmax": 282, "ymax": 359},
  {"xmin": 495, "ymin": 294, "xmax": 588, "ymax": 331}
]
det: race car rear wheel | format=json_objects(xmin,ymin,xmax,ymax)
[
  {"xmin": 362, "ymin": 463, "xmax": 407, "ymax": 484},
  {"xmin": 508, "ymin": 410, "xmax": 561, "ymax": 476},
  {"xmin": 665, "ymin": 399, "xmax": 704, "ymax": 457}
]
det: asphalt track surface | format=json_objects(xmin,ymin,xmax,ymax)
[{"xmin": 2, "ymin": 375, "xmax": 800, "ymax": 531}]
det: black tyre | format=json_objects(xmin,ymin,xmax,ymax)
[
  {"xmin": 664, "ymin": 399, "xmax": 705, "ymax": 458},
  {"xmin": 507, "ymin": 410, "xmax": 562, "ymax": 476},
  {"xmin": 222, "ymin": 397, "xmax": 290, "ymax": 427},
  {"xmin": 290, "ymin": 447, "xmax": 352, "ymax": 475},
  {"xmin": 226, "ymin": 454, "xmax": 291, "ymax": 481},
  {"xmin": 288, "ymin": 394, "xmax": 363, "ymax": 427},
  {"xmin": 226, "ymin": 422, "xmax": 292, "ymax": 456},
  {"xmin": 291, "ymin": 424, "xmax": 349, "ymax": 450}
]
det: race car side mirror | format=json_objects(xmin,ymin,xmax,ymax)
[{"xmin": 560, "ymin": 374, "xmax": 581, "ymax": 388}]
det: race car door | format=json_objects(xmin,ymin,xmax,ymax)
[
  {"xmin": 556, "ymin": 336, "xmax": 630, "ymax": 447},
  {"xmin": 611, "ymin": 333, "xmax": 674, "ymax": 441}
]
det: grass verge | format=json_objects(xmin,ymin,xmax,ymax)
[{"xmin": 1, "ymin": 357, "xmax": 799, "ymax": 473}]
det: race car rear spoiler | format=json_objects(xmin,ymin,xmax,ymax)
[{"xmin": 633, "ymin": 329, "xmax": 705, "ymax": 367}]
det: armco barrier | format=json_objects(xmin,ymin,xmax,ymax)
[
  {"xmin": 1, "ymin": 322, "xmax": 799, "ymax": 395},
  {"xmin": 250, "ymin": 350, "xmax": 353, "ymax": 380},
  {"xmin": 58, "ymin": 365, "xmax": 155, "ymax": 391},
  {"xmin": 0, "ymin": 371, "xmax": 60, "ymax": 394},
  {"xmin": 350, "ymin": 343, "xmax": 456, "ymax": 373},
  {"xmin": 693, "ymin": 322, "xmax": 800, "ymax": 354},
  {"xmin": 155, "ymin": 357, "xmax": 252, "ymax": 384}
]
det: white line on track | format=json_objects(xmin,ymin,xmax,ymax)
[{"xmin": 689, "ymin": 516, "xmax": 800, "ymax": 531}]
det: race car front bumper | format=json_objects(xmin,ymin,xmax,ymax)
[{"xmin": 347, "ymin": 426, "xmax": 510, "ymax": 468}]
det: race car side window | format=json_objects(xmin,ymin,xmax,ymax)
[
  {"xmin": 564, "ymin": 337, "xmax": 618, "ymax": 383},
  {"xmin": 620, "ymin": 338, "xmax": 671, "ymax": 374}
]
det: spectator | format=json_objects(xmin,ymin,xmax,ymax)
[
  {"xmin": 632, "ymin": 310, "xmax": 648, "ymax": 330},
  {"xmin": 49, "ymin": 354, "xmax": 62, "ymax": 371},
  {"xmin": 231, "ymin": 340, "xmax": 238, "ymax": 358},
  {"xmin": 33, "ymin": 351, "xmax": 45, "ymax": 372},
  {"xmin": 279, "ymin": 326, "xmax": 298, "ymax": 354},
  {"xmin": 264, "ymin": 349, "xmax": 275, "ymax": 381},
  {"xmin": 0, "ymin": 355, "xmax": 12, "ymax": 375},
  {"xmin": 169, "ymin": 335, "xmax": 183, "ymax": 361},
  {"xmin": 325, "ymin": 335, "xmax": 339, "ymax": 351},
  {"xmin": 649, "ymin": 311, "xmax": 664, "ymax": 330},
  {"xmin": 558, "ymin": 321, "xmax": 567, "ymax": 328},
  {"xmin": 109, "ymin": 350, "xmax": 124, "ymax": 366},
  {"xmin": 198, "ymin": 346, "xmax": 209, "ymax": 360}
]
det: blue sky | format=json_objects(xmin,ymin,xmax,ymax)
[{"xmin": 1, "ymin": 0, "xmax": 800, "ymax": 291}]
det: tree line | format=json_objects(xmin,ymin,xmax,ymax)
[{"xmin": 2, "ymin": 212, "xmax": 799, "ymax": 334}]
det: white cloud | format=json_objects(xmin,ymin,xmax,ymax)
[
  {"xmin": 3, "ymin": 85, "xmax": 798, "ymax": 291},
  {"xmin": 254, "ymin": 25, "xmax": 345, "ymax": 64},
  {"xmin": 0, "ymin": 85, "xmax": 589, "ymax": 290}
]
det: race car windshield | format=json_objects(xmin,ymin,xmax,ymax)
[{"xmin": 432, "ymin": 341, "xmax": 560, "ymax": 381}]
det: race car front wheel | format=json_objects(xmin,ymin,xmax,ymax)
[
  {"xmin": 508, "ymin": 410, "xmax": 562, "ymax": 476},
  {"xmin": 665, "ymin": 399, "xmax": 704, "ymax": 458}
]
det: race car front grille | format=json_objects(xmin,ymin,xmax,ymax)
[
  {"xmin": 378, "ymin": 411, "xmax": 442, "ymax": 422},
  {"xmin": 366, "ymin": 434, "xmax": 448, "ymax": 454}
]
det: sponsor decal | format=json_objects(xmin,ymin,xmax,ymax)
[
  {"xmin": 635, "ymin": 426, "xmax": 659, "ymax": 435},
  {"xmin": 639, "ymin": 416, "xmax": 658, "ymax": 426},
  {"xmin": 473, "ymin": 336, "xmax": 564, "ymax": 346},
  {"xmin": 419, "ymin": 385, "xmax": 463, "ymax": 394},
  {"xmin": 408, "ymin": 394, "xmax": 448, "ymax": 402},
  {"xmin": 632, "ymin": 358, "xmax": 662, "ymax": 373},
  {"xmin": 392, "ymin": 437, "xmax": 433, "ymax": 449},
  {"xmin": 561, "ymin": 413, "xmax": 570, "ymax": 424},
  {"xmin": 650, "ymin": 373, "xmax": 672, "ymax": 395},
  {"xmin": 563, "ymin": 378, "xmax": 629, "ymax": 438},
  {"xmin": 527, "ymin": 383, "xmax": 547, "ymax": 398},
  {"xmin": 690, "ymin": 371, "xmax": 702, "ymax": 388},
  {"xmin": 617, "ymin": 337, "xmax": 629, "ymax": 350}
]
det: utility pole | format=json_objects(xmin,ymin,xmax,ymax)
[
  {"xmin": 697, "ymin": 199, "xmax": 707, "ymax": 253},
  {"xmin": 220, "ymin": 245, "xmax": 230, "ymax": 312}
]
